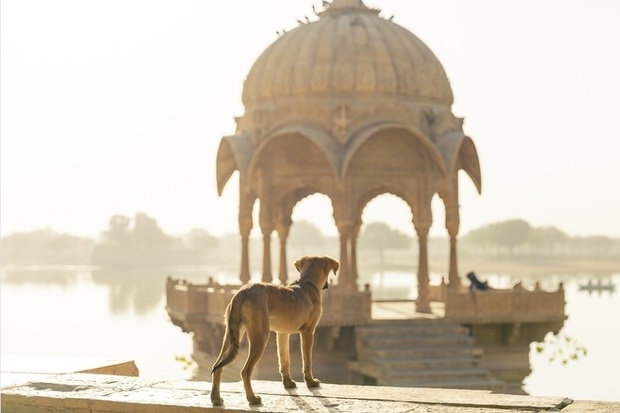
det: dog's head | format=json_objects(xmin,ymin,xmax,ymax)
[{"xmin": 294, "ymin": 255, "xmax": 339, "ymax": 290}]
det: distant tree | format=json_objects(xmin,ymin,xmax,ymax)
[
  {"xmin": 462, "ymin": 226, "xmax": 491, "ymax": 248},
  {"xmin": 491, "ymin": 219, "xmax": 531, "ymax": 255},
  {"xmin": 0, "ymin": 229, "xmax": 93, "ymax": 264},
  {"xmin": 104, "ymin": 215, "xmax": 132, "ymax": 245},
  {"xmin": 573, "ymin": 235, "xmax": 614, "ymax": 256},
  {"xmin": 359, "ymin": 222, "xmax": 411, "ymax": 265},
  {"xmin": 463, "ymin": 219, "xmax": 531, "ymax": 255},
  {"xmin": 530, "ymin": 226, "xmax": 570, "ymax": 255},
  {"xmin": 185, "ymin": 228, "xmax": 219, "ymax": 251},
  {"xmin": 288, "ymin": 220, "xmax": 325, "ymax": 253},
  {"xmin": 132, "ymin": 213, "xmax": 172, "ymax": 248}
]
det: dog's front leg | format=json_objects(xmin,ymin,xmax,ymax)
[
  {"xmin": 276, "ymin": 332, "xmax": 296, "ymax": 388},
  {"xmin": 300, "ymin": 329, "xmax": 320, "ymax": 387}
]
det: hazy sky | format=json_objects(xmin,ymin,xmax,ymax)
[{"xmin": 2, "ymin": 0, "xmax": 619, "ymax": 239}]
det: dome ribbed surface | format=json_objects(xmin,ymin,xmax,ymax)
[{"xmin": 242, "ymin": 0, "xmax": 453, "ymax": 105}]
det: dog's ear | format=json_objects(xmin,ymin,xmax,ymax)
[
  {"xmin": 294, "ymin": 256, "xmax": 308, "ymax": 273},
  {"xmin": 329, "ymin": 257, "xmax": 339, "ymax": 275}
]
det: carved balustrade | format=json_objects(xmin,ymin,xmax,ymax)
[
  {"xmin": 443, "ymin": 282, "xmax": 566, "ymax": 324},
  {"xmin": 165, "ymin": 277, "xmax": 372, "ymax": 331}
]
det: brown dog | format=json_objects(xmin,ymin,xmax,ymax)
[{"xmin": 210, "ymin": 255, "xmax": 339, "ymax": 405}]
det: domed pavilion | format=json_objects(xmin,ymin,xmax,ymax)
[{"xmin": 216, "ymin": 0, "xmax": 481, "ymax": 313}]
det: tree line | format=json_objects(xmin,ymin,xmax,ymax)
[{"xmin": 1, "ymin": 215, "xmax": 618, "ymax": 266}]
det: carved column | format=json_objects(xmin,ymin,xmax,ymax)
[
  {"xmin": 446, "ymin": 222, "xmax": 461, "ymax": 288},
  {"xmin": 350, "ymin": 219, "xmax": 362, "ymax": 289},
  {"xmin": 416, "ymin": 227, "xmax": 431, "ymax": 313},
  {"xmin": 413, "ymin": 191, "xmax": 433, "ymax": 314},
  {"xmin": 337, "ymin": 221, "xmax": 354, "ymax": 290},
  {"xmin": 445, "ymin": 177, "xmax": 461, "ymax": 288},
  {"xmin": 261, "ymin": 229, "xmax": 273, "ymax": 283},
  {"xmin": 238, "ymin": 192, "xmax": 254, "ymax": 284},
  {"xmin": 275, "ymin": 216, "xmax": 292, "ymax": 285},
  {"xmin": 259, "ymin": 199, "xmax": 274, "ymax": 283},
  {"xmin": 240, "ymin": 230, "xmax": 251, "ymax": 284}
]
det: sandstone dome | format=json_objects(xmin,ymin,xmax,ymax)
[{"xmin": 242, "ymin": 0, "xmax": 454, "ymax": 107}]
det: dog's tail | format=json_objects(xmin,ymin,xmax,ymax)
[{"xmin": 211, "ymin": 290, "xmax": 245, "ymax": 373}]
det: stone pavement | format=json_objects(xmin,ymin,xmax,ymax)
[{"xmin": 3, "ymin": 373, "xmax": 620, "ymax": 412}]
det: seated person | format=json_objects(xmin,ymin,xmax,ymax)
[{"xmin": 467, "ymin": 272, "xmax": 491, "ymax": 291}]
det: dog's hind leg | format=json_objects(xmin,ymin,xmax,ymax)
[
  {"xmin": 210, "ymin": 332, "xmax": 231, "ymax": 406},
  {"xmin": 300, "ymin": 328, "xmax": 320, "ymax": 388},
  {"xmin": 241, "ymin": 326, "xmax": 269, "ymax": 405},
  {"xmin": 210, "ymin": 366, "xmax": 224, "ymax": 406},
  {"xmin": 276, "ymin": 332, "xmax": 296, "ymax": 388}
]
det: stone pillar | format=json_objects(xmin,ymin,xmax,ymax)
[
  {"xmin": 416, "ymin": 227, "xmax": 431, "ymax": 313},
  {"xmin": 276, "ymin": 219, "xmax": 291, "ymax": 285},
  {"xmin": 448, "ymin": 233, "xmax": 460, "ymax": 288},
  {"xmin": 445, "ymin": 181, "xmax": 461, "ymax": 289},
  {"xmin": 261, "ymin": 230, "xmax": 273, "ymax": 283},
  {"xmin": 238, "ymin": 193, "xmax": 253, "ymax": 284},
  {"xmin": 240, "ymin": 230, "xmax": 251, "ymax": 284},
  {"xmin": 337, "ymin": 221, "xmax": 355, "ymax": 290},
  {"xmin": 413, "ymin": 192, "xmax": 433, "ymax": 314},
  {"xmin": 350, "ymin": 220, "xmax": 362, "ymax": 289}
]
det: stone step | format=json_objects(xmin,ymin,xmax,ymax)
[
  {"xmin": 358, "ymin": 345, "xmax": 481, "ymax": 360},
  {"xmin": 351, "ymin": 361, "xmax": 490, "ymax": 381},
  {"xmin": 352, "ymin": 320, "xmax": 503, "ymax": 393},
  {"xmin": 357, "ymin": 323, "xmax": 469, "ymax": 339},
  {"xmin": 373, "ymin": 356, "xmax": 480, "ymax": 371},
  {"xmin": 359, "ymin": 335, "xmax": 475, "ymax": 349}
]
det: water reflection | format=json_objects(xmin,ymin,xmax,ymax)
[
  {"xmin": 1, "ymin": 266, "xmax": 214, "ymax": 316},
  {"xmin": 2, "ymin": 266, "xmax": 83, "ymax": 287},
  {"xmin": 91, "ymin": 268, "xmax": 168, "ymax": 316}
]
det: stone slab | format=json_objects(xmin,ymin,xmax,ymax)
[
  {"xmin": 562, "ymin": 400, "xmax": 620, "ymax": 413},
  {"xmin": 1, "ymin": 355, "xmax": 139, "ymax": 388},
  {"xmin": 1, "ymin": 373, "xmax": 587, "ymax": 413}
]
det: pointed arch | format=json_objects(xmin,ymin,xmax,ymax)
[
  {"xmin": 215, "ymin": 134, "xmax": 254, "ymax": 196},
  {"xmin": 342, "ymin": 121, "xmax": 447, "ymax": 180},
  {"xmin": 458, "ymin": 136, "xmax": 482, "ymax": 194},
  {"xmin": 247, "ymin": 124, "xmax": 342, "ymax": 185}
]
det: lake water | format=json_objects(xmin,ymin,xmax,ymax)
[{"xmin": 1, "ymin": 266, "xmax": 618, "ymax": 402}]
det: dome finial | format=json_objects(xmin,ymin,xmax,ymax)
[
  {"xmin": 329, "ymin": 0, "xmax": 367, "ymax": 9},
  {"xmin": 318, "ymin": 0, "xmax": 380, "ymax": 17}
]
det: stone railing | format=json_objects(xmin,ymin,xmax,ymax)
[
  {"xmin": 443, "ymin": 282, "xmax": 566, "ymax": 324},
  {"xmin": 166, "ymin": 277, "xmax": 372, "ymax": 330},
  {"xmin": 166, "ymin": 277, "xmax": 240, "ymax": 329},
  {"xmin": 319, "ymin": 283, "xmax": 372, "ymax": 326}
]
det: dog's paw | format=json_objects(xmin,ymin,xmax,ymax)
[
  {"xmin": 283, "ymin": 378, "xmax": 297, "ymax": 388},
  {"xmin": 305, "ymin": 378, "xmax": 321, "ymax": 388},
  {"xmin": 211, "ymin": 396, "xmax": 224, "ymax": 406},
  {"xmin": 247, "ymin": 395, "xmax": 262, "ymax": 405}
]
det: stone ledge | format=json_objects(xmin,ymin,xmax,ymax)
[
  {"xmin": 0, "ymin": 356, "xmax": 139, "ymax": 389},
  {"xmin": 4, "ymin": 373, "xmax": 614, "ymax": 413}
]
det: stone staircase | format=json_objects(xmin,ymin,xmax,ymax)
[{"xmin": 349, "ymin": 319, "xmax": 506, "ymax": 392}]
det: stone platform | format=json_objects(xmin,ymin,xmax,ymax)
[
  {"xmin": 0, "ymin": 355, "xmax": 139, "ymax": 388},
  {"xmin": 2, "ymin": 373, "xmax": 619, "ymax": 412}
]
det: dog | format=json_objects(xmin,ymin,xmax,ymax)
[{"xmin": 210, "ymin": 255, "xmax": 339, "ymax": 406}]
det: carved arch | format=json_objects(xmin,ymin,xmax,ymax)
[
  {"xmin": 247, "ymin": 124, "xmax": 342, "ymax": 187},
  {"xmin": 342, "ymin": 122, "xmax": 447, "ymax": 180},
  {"xmin": 215, "ymin": 134, "xmax": 254, "ymax": 196},
  {"xmin": 457, "ymin": 136, "xmax": 482, "ymax": 194}
]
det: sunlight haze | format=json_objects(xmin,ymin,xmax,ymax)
[{"xmin": 2, "ymin": 0, "xmax": 619, "ymax": 239}]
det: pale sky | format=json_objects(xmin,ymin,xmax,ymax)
[{"xmin": 1, "ymin": 0, "xmax": 619, "ymax": 239}]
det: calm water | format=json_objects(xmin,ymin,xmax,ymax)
[{"xmin": 1, "ymin": 266, "xmax": 618, "ymax": 402}]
